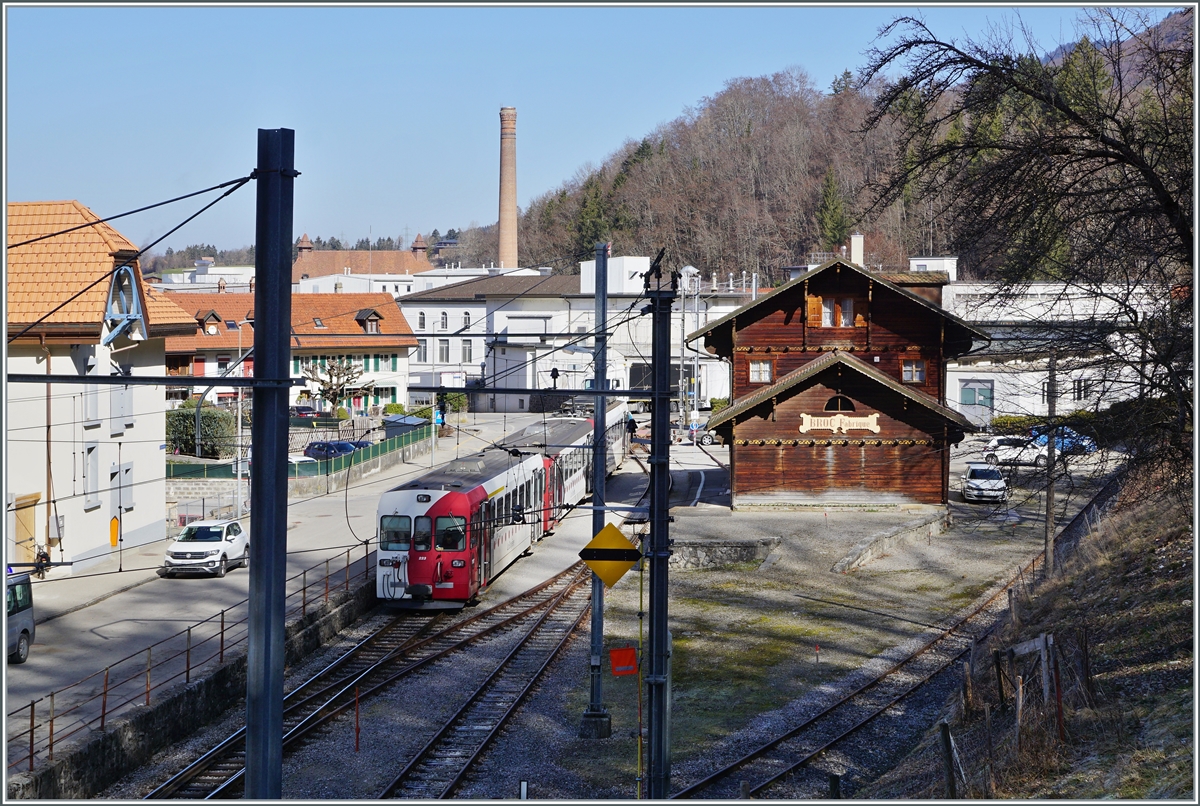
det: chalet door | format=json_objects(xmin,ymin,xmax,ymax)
[{"xmin": 959, "ymin": 380, "xmax": 994, "ymax": 428}]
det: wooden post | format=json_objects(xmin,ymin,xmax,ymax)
[
  {"xmin": 145, "ymin": 647, "xmax": 152, "ymax": 705},
  {"xmin": 1053, "ymin": 649, "xmax": 1066, "ymax": 742},
  {"xmin": 739, "ymin": 781, "xmax": 752, "ymax": 799},
  {"xmin": 940, "ymin": 722, "xmax": 957, "ymax": 799},
  {"xmin": 1015, "ymin": 676, "xmax": 1024, "ymax": 755},
  {"xmin": 1039, "ymin": 633, "xmax": 1050, "ymax": 705},
  {"xmin": 1008, "ymin": 588, "xmax": 1019, "ymax": 629},
  {"xmin": 828, "ymin": 773, "xmax": 842, "ymax": 799},
  {"xmin": 984, "ymin": 703, "xmax": 996, "ymax": 798},
  {"xmin": 101, "ymin": 667, "xmax": 110, "ymax": 731},
  {"xmin": 963, "ymin": 661, "xmax": 973, "ymax": 713},
  {"xmin": 993, "ymin": 649, "xmax": 1007, "ymax": 712}
]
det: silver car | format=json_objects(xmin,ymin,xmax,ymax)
[
  {"xmin": 6, "ymin": 573, "xmax": 35, "ymax": 664},
  {"xmin": 164, "ymin": 519, "xmax": 249, "ymax": 578}
]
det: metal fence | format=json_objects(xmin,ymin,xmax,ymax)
[
  {"xmin": 166, "ymin": 426, "xmax": 431, "ymax": 479},
  {"xmin": 6, "ymin": 547, "xmax": 376, "ymax": 774}
]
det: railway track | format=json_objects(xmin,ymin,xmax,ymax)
[
  {"xmin": 671, "ymin": 580, "xmax": 1013, "ymax": 799},
  {"xmin": 379, "ymin": 566, "xmax": 593, "ymax": 799},
  {"xmin": 146, "ymin": 564, "xmax": 590, "ymax": 800}
]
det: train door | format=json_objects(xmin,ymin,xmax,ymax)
[{"xmin": 469, "ymin": 504, "xmax": 483, "ymax": 592}]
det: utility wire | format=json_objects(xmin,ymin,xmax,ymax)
[
  {"xmin": 7, "ymin": 175, "xmax": 255, "ymax": 249},
  {"xmin": 7, "ymin": 174, "xmax": 255, "ymax": 344}
]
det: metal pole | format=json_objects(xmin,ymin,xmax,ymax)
[
  {"xmin": 246, "ymin": 127, "xmax": 296, "ymax": 800},
  {"xmin": 581, "ymin": 242, "xmax": 612, "ymax": 739},
  {"xmin": 1044, "ymin": 347, "xmax": 1057, "ymax": 577},
  {"xmin": 236, "ymin": 325, "xmax": 243, "ymax": 516},
  {"xmin": 646, "ymin": 255, "xmax": 675, "ymax": 798}
]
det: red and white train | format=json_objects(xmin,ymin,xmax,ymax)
[{"xmin": 376, "ymin": 403, "xmax": 629, "ymax": 609}]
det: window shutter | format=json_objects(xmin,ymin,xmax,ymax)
[{"xmin": 806, "ymin": 295, "xmax": 823, "ymax": 327}]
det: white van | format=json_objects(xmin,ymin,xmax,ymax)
[{"xmin": 7, "ymin": 573, "xmax": 35, "ymax": 664}]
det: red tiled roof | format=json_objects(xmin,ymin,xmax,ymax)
[
  {"xmin": 7, "ymin": 200, "xmax": 194, "ymax": 340},
  {"xmin": 291, "ymin": 249, "xmax": 434, "ymax": 283},
  {"xmin": 163, "ymin": 292, "xmax": 417, "ymax": 354}
]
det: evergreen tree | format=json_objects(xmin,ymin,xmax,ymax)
[{"xmin": 816, "ymin": 167, "xmax": 851, "ymax": 251}]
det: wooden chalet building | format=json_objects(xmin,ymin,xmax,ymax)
[{"xmin": 690, "ymin": 258, "xmax": 989, "ymax": 508}]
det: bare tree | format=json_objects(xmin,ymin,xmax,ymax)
[
  {"xmin": 301, "ymin": 359, "xmax": 365, "ymax": 410},
  {"xmin": 861, "ymin": 8, "xmax": 1193, "ymax": 500}
]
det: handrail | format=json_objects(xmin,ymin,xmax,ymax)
[{"xmin": 6, "ymin": 545, "xmax": 374, "ymax": 773}]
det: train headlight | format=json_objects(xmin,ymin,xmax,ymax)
[{"xmin": 451, "ymin": 559, "xmax": 465, "ymax": 568}]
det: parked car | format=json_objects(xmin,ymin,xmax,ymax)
[
  {"xmin": 983, "ymin": 436, "xmax": 1047, "ymax": 467},
  {"xmin": 163, "ymin": 519, "xmax": 249, "ymax": 578},
  {"xmin": 6, "ymin": 573, "xmax": 35, "ymax": 664},
  {"xmin": 287, "ymin": 454, "xmax": 319, "ymax": 474},
  {"xmin": 1031, "ymin": 426, "xmax": 1098, "ymax": 456},
  {"xmin": 303, "ymin": 441, "xmax": 358, "ymax": 460},
  {"xmin": 959, "ymin": 463, "xmax": 1011, "ymax": 503},
  {"xmin": 289, "ymin": 405, "xmax": 318, "ymax": 417},
  {"xmin": 347, "ymin": 439, "xmax": 373, "ymax": 450}
]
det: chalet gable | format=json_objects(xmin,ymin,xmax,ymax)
[
  {"xmin": 688, "ymin": 258, "xmax": 988, "ymax": 359},
  {"xmin": 707, "ymin": 349, "xmax": 974, "ymax": 433}
]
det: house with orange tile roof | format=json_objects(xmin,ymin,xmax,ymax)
[
  {"xmin": 290, "ymin": 232, "xmax": 435, "ymax": 284},
  {"xmin": 6, "ymin": 201, "xmax": 197, "ymax": 573},
  {"xmin": 162, "ymin": 291, "xmax": 417, "ymax": 415}
]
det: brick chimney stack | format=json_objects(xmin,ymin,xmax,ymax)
[{"xmin": 498, "ymin": 107, "xmax": 518, "ymax": 270}]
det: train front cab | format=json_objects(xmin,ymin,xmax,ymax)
[{"xmin": 378, "ymin": 492, "xmax": 482, "ymax": 610}]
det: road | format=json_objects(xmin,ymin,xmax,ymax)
[{"xmin": 5, "ymin": 413, "xmax": 546, "ymax": 710}]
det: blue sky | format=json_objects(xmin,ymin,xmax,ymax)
[{"xmin": 4, "ymin": 4, "xmax": 1173, "ymax": 255}]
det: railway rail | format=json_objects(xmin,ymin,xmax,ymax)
[
  {"xmin": 672, "ymin": 471, "xmax": 1124, "ymax": 799},
  {"xmin": 378, "ymin": 566, "xmax": 593, "ymax": 798},
  {"xmin": 146, "ymin": 563, "xmax": 591, "ymax": 799}
]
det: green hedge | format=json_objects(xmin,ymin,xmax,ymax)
[{"xmin": 166, "ymin": 405, "xmax": 236, "ymax": 458}]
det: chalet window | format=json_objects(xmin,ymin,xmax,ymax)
[
  {"xmin": 902, "ymin": 359, "xmax": 926, "ymax": 384},
  {"xmin": 749, "ymin": 361, "xmax": 772, "ymax": 383},
  {"xmin": 811, "ymin": 295, "xmax": 857, "ymax": 327},
  {"xmin": 824, "ymin": 395, "xmax": 856, "ymax": 412}
]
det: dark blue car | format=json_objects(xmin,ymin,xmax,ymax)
[{"xmin": 303, "ymin": 441, "xmax": 358, "ymax": 460}]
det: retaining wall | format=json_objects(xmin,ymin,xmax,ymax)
[
  {"xmin": 5, "ymin": 580, "xmax": 379, "ymax": 800},
  {"xmin": 669, "ymin": 537, "xmax": 782, "ymax": 570},
  {"xmin": 830, "ymin": 510, "xmax": 951, "ymax": 574}
]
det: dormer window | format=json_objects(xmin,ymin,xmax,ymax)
[
  {"xmin": 313, "ymin": 318, "xmax": 326, "ymax": 328},
  {"xmin": 355, "ymin": 308, "xmax": 383, "ymax": 334},
  {"xmin": 366, "ymin": 319, "xmax": 379, "ymax": 334}
]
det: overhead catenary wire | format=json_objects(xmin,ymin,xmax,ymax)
[{"xmin": 7, "ymin": 173, "xmax": 256, "ymax": 344}]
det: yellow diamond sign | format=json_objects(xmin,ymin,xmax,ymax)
[{"xmin": 579, "ymin": 523, "xmax": 641, "ymax": 588}]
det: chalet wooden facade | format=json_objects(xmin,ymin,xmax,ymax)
[{"xmin": 691, "ymin": 258, "xmax": 988, "ymax": 508}]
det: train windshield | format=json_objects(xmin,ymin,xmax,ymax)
[
  {"xmin": 435, "ymin": 516, "xmax": 467, "ymax": 551},
  {"xmin": 380, "ymin": 515, "xmax": 411, "ymax": 551},
  {"xmin": 414, "ymin": 516, "xmax": 433, "ymax": 551}
]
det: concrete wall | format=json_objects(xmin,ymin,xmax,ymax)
[
  {"xmin": 670, "ymin": 536, "xmax": 781, "ymax": 570},
  {"xmin": 6, "ymin": 579, "xmax": 379, "ymax": 800},
  {"xmin": 830, "ymin": 511, "xmax": 950, "ymax": 574}
]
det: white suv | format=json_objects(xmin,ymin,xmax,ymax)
[
  {"xmin": 960, "ymin": 462, "xmax": 1011, "ymax": 503},
  {"xmin": 983, "ymin": 436, "xmax": 1048, "ymax": 468},
  {"xmin": 164, "ymin": 519, "xmax": 249, "ymax": 578}
]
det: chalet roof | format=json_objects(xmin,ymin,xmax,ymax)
[
  {"xmin": 687, "ymin": 258, "xmax": 989, "ymax": 358},
  {"xmin": 7, "ymin": 200, "xmax": 195, "ymax": 341},
  {"xmin": 291, "ymin": 249, "xmax": 435, "ymax": 283},
  {"xmin": 163, "ymin": 292, "xmax": 417, "ymax": 353},
  {"xmin": 706, "ymin": 349, "xmax": 975, "ymax": 432},
  {"xmin": 402, "ymin": 274, "xmax": 580, "ymax": 301}
]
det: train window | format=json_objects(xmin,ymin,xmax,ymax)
[
  {"xmin": 435, "ymin": 516, "xmax": 467, "ymax": 551},
  {"xmin": 413, "ymin": 516, "xmax": 433, "ymax": 551},
  {"xmin": 380, "ymin": 515, "xmax": 411, "ymax": 551}
]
